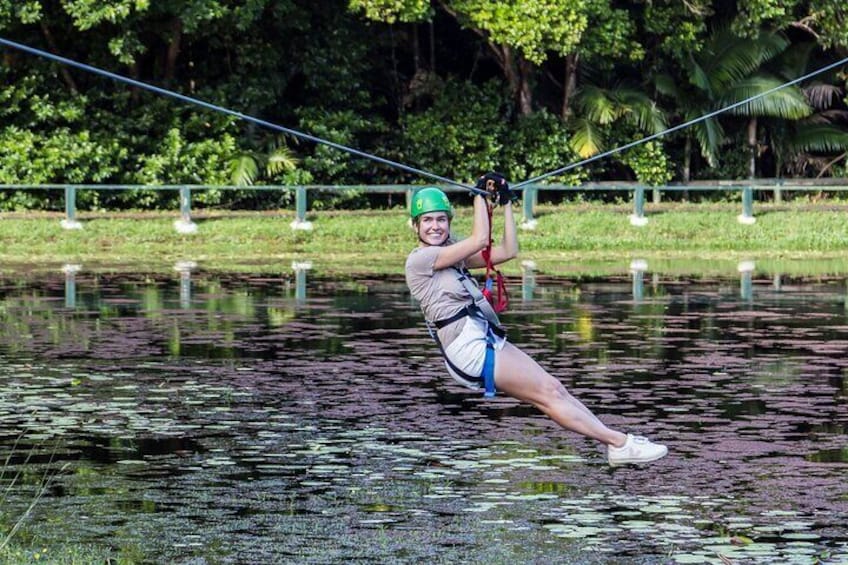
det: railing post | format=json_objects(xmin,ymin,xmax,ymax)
[
  {"xmin": 61, "ymin": 186, "xmax": 83, "ymax": 230},
  {"xmin": 290, "ymin": 186, "xmax": 313, "ymax": 230},
  {"xmin": 520, "ymin": 185, "xmax": 537, "ymax": 230},
  {"xmin": 738, "ymin": 186, "xmax": 756, "ymax": 224},
  {"xmin": 629, "ymin": 185, "xmax": 648, "ymax": 226},
  {"xmin": 174, "ymin": 186, "xmax": 198, "ymax": 234},
  {"xmin": 406, "ymin": 187, "xmax": 414, "ymax": 227}
]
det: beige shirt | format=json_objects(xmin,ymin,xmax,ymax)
[{"xmin": 405, "ymin": 241, "xmax": 476, "ymax": 347}]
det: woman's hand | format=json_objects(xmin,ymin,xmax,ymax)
[{"xmin": 475, "ymin": 172, "xmax": 517, "ymax": 206}]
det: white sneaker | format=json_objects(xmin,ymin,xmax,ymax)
[{"xmin": 607, "ymin": 434, "xmax": 668, "ymax": 466}]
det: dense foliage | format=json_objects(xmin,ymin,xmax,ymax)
[{"xmin": 1, "ymin": 0, "xmax": 847, "ymax": 210}]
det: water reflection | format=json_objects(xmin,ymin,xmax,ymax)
[
  {"xmin": 1, "ymin": 268, "xmax": 847, "ymax": 564},
  {"xmin": 630, "ymin": 259, "xmax": 648, "ymax": 302},
  {"xmin": 62, "ymin": 263, "xmax": 81, "ymax": 308},
  {"xmin": 174, "ymin": 260, "xmax": 196, "ymax": 309},
  {"xmin": 739, "ymin": 260, "xmax": 755, "ymax": 302},
  {"xmin": 53, "ymin": 260, "xmax": 803, "ymax": 310}
]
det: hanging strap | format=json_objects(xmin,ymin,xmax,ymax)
[
  {"xmin": 480, "ymin": 202, "xmax": 509, "ymax": 313},
  {"xmin": 452, "ymin": 268, "xmax": 503, "ymax": 331}
]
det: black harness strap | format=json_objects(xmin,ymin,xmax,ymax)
[
  {"xmin": 433, "ymin": 304, "xmax": 505, "ymax": 337},
  {"xmin": 434, "ymin": 305, "xmax": 473, "ymax": 329}
]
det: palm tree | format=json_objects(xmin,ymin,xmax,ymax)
[
  {"xmin": 230, "ymin": 139, "xmax": 299, "ymax": 186},
  {"xmin": 762, "ymin": 42, "xmax": 848, "ymax": 178},
  {"xmin": 655, "ymin": 27, "xmax": 811, "ymax": 181},
  {"xmin": 568, "ymin": 82, "xmax": 667, "ymax": 159}
]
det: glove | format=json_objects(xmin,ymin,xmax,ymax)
[{"xmin": 474, "ymin": 172, "xmax": 516, "ymax": 205}]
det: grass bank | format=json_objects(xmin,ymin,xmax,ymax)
[{"xmin": 2, "ymin": 202, "xmax": 848, "ymax": 276}]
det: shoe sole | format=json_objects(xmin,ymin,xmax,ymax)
[{"xmin": 608, "ymin": 449, "xmax": 668, "ymax": 466}]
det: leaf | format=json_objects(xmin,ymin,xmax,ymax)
[
  {"xmin": 568, "ymin": 118, "xmax": 605, "ymax": 158},
  {"xmin": 578, "ymin": 85, "xmax": 618, "ymax": 125},
  {"xmin": 723, "ymin": 75, "xmax": 812, "ymax": 119},
  {"xmin": 266, "ymin": 147, "xmax": 299, "ymax": 176},
  {"xmin": 786, "ymin": 124, "xmax": 848, "ymax": 154},
  {"xmin": 229, "ymin": 154, "xmax": 259, "ymax": 186}
]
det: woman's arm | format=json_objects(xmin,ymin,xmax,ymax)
[
  {"xmin": 465, "ymin": 201, "xmax": 518, "ymax": 269},
  {"xmin": 432, "ymin": 194, "xmax": 491, "ymax": 271}
]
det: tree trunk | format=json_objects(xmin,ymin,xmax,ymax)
[
  {"xmin": 747, "ymin": 117, "xmax": 758, "ymax": 179},
  {"xmin": 501, "ymin": 46, "xmax": 533, "ymax": 116},
  {"xmin": 164, "ymin": 18, "xmax": 183, "ymax": 83},
  {"xmin": 681, "ymin": 136, "xmax": 692, "ymax": 201},
  {"xmin": 517, "ymin": 57, "xmax": 533, "ymax": 115},
  {"xmin": 39, "ymin": 23, "xmax": 78, "ymax": 93},
  {"xmin": 129, "ymin": 61, "xmax": 140, "ymax": 103},
  {"xmin": 429, "ymin": 20, "xmax": 435, "ymax": 72},
  {"xmin": 412, "ymin": 24, "xmax": 420, "ymax": 73},
  {"xmin": 561, "ymin": 53, "xmax": 578, "ymax": 119}
]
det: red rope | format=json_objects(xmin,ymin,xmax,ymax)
[{"xmin": 480, "ymin": 202, "xmax": 509, "ymax": 313}]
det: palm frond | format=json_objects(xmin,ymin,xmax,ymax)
[
  {"xmin": 230, "ymin": 154, "xmax": 259, "ymax": 186},
  {"xmin": 685, "ymin": 110, "xmax": 724, "ymax": 166},
  {"xmin": 266, "ymin": 146, "xmax": 299, "ymax": 176},
  {"xmin": 804, "ymin": 82, "xmax": 842, "ymax": 110},
  {"xmin": 771, "ymin": 41, "xmax": 816, "ymax": 80},
  {"xmin": 698, "ymin": 29, "xmax": 788, "ymax": 93},
  {"xmin": 616, "ymin": 89, "xmax": 668, "ymax": 134},
  {"xmin": 688, "ymin": 56, "xmax": 712, "ymax": 94},
  {"xmin": 568, "ymin": 118, "xmax": 605, "ymax": 158},
  {"xmin": 654, "ymin": 74, "xmax": 680, "ymax": 99},
  {"xmin": 786, "ymin": 124, "xmax": 848, "ymax": 154},
  {"xmin": 752, "ymin": 31, "xmax": 791, "ymax": 64},
  {"xmin": 576, "ymin": 85, "xmax": 618, "ymax": 125},
  {"xmin": 723, "ymin": 75, "xmax": 811, "ymax": 119}
]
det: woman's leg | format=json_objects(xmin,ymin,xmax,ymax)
[{"xmin": 493, "ymin": 342, "xmax": 627, "ymax": 447}]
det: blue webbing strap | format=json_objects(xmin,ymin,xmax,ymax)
[
  {"xmin": 482, "ymin": 331, "xmax": 496, "ymax": 398},
  {"xmin": 427, "ymin": 318, "xmax": 497, "ymax": 398}
]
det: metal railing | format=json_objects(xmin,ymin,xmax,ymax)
[{"xmin": 2, "ymin": 179, "xmax": 848, "ymax": 231}]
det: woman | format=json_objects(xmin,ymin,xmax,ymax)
[{"xmin": 405, "ymin": 176, "xmax": 667, "ymax": 465}]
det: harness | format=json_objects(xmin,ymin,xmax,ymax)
[
  {"xmin": 424, "ymin": 199, "xmax": 511, "ymax": 398},
  {"xmin": 426, "ymin": 267, "xmax": 506, "ymax": 397}
]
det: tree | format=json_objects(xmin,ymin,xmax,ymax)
[
  {"xmin": 764, "ymin": 42, "xmax": 848, "ymax": 177},
  {"xmin": 733, "ymin": 0, "xmax": 848, "ymax": 52},
  {"xmin": 350, "ymin": 0, "xmax": 592, "ymax": 115},
  {"xmin": 655, "ymin": 27, "xmax": 811, "ymax": 181}
]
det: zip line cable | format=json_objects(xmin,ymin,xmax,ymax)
[
  {"xmin": 3, "ymin": 37, "xmax": 848, "ymax": 194},
  {"xmin": 513, "ymin": 55, "xmax": 848, "ymax": 189},
  {"xmin": 0, "ymin": 37, "xmax": 486, "ymax": 194}
]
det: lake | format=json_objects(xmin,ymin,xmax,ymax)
[{"xmin": 1, "ymin": 264, "xmax": 846, "ymax": 564}]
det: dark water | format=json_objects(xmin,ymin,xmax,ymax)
[{"xmin": 1, "ymin": 267, "xmax": 847, "ymax": 564}]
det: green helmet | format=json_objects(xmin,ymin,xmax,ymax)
[{"xmin": 410, "ymin": 187, "xmax": 452, "ymax": 220}]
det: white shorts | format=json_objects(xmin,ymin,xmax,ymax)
[{"xmin": 442, "ymin": 315, "xmax": 506, "ymax": 390}]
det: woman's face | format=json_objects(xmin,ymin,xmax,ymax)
[{"xmin": 416, "ymin": 212, "xmax": 450, "ymax": 246}]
